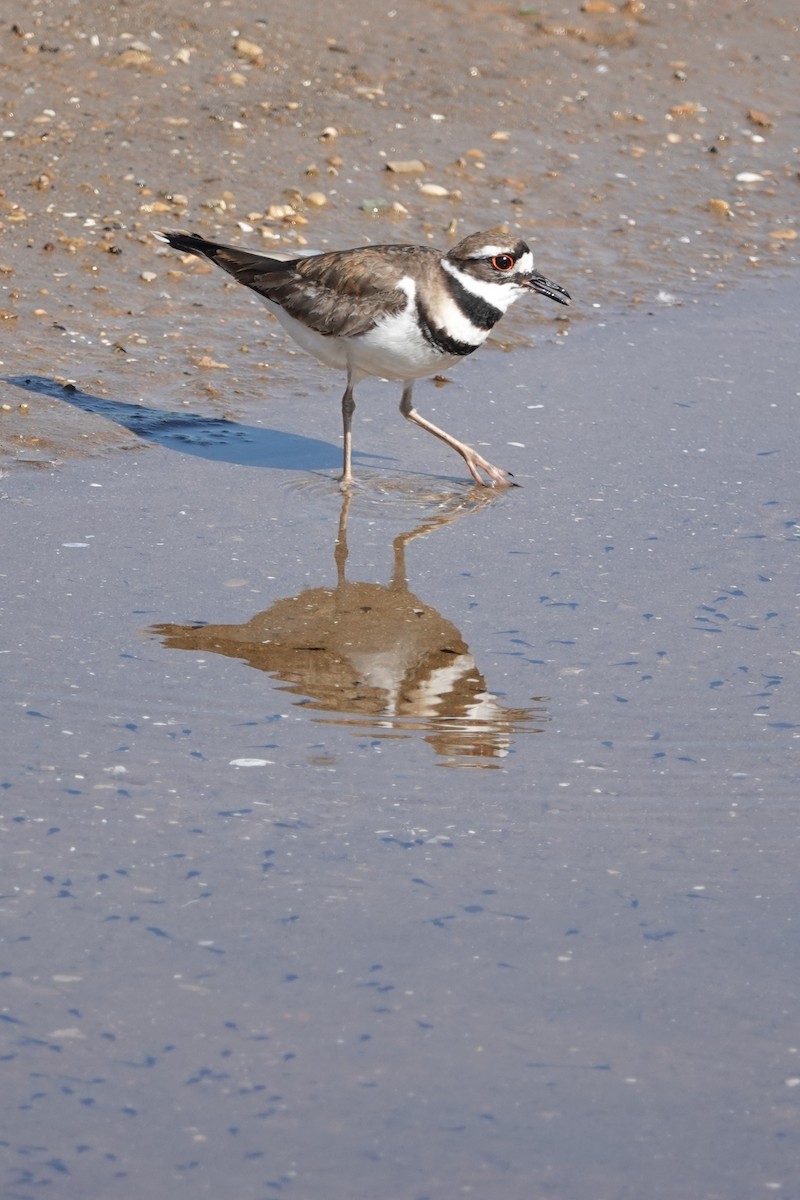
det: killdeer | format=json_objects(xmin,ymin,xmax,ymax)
[{"xmin": 156, "ymin": 228, "xmax": 570, "ymax": 487}]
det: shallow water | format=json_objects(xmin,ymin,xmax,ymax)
[{"xmin": 2, "ymin": 278, "xmax": 798, "ymax": 1199}]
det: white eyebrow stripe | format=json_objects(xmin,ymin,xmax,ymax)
[
  {"xmin": 471, "ymin": 244, "xmax": 507, "ymax": 259},
  {"xmin": 514, "ymin": 250, "xmax": 534, "ymax": 275},
  {"xmin": 460, "ymin": 247, "xmax": 536, "ymax": 278}
]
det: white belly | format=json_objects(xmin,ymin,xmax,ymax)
[
  {"xmin": 260, "ymin": 280, "xmax": 482, "ymax": 379},
  {"xmin": 348, "ymin": 308, "xmax": 465, "ymax": 381},
  {"xmin": 260, "ymin": 298, "xmax": 349, "ymax": 371}
]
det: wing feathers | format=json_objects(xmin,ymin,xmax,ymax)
[{"xmin": 159, "ymin": 232, "xmax": 420, "ymax": 338}]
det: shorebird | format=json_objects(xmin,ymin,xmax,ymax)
[{"xmin": 156, "ymin": 228, "xmax": 570, "ymax": 487}]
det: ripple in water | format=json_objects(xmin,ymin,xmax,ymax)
[{"xmin": 283, "ymin": 468, "xmax": 503, "ymax": 521}]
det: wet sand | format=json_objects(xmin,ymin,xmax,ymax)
[{"xmin": 2, "ymin": 3, "xmax": 799, "ymax": 1199}]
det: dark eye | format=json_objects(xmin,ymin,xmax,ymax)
[{"xmin": 491, "ymin": 254, "xmax": 515, "ymax": 272}]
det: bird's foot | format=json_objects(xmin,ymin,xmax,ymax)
[{"xmin": 465, "ymin": 451, "xmax": 518, "ymax": 489}]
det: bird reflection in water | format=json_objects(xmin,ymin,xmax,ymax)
[{"xmin": 149, "ymin": 490, "xmax": 547, "ymax": 767}]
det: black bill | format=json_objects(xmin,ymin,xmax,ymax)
[{"xmin": 526, "ymin": 273, "xmax": 571, "ymax": 306}]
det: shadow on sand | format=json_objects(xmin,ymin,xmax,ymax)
[{"xmin": 4, "ymin": 374, "xmax": 391, "ymax": 473}]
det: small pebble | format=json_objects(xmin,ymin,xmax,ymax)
[
  {"xmin": 267, "ymin": 203, "xmax": 297, "ymax": 220},
  {"xmin": 196, "ymin": 355, "xmax": 229, "ymax": 369},
  {"xmin": 669, "ymin": 102, "xmax": 703, "ymax": 117},
  {"xmin": 305, "ymin": 191, "xmax": 327, "ymax": 207},
  {"xmin": 385, "ymin": 159, "xmax": 425, "ymax": 174},
  {"xmin": 736, "ymin": 171, "xmax": 765, "ymax": 182},
  {"xmin": 361, "ymin": 197, "xmax": 391, "ymax": 212},
  {"xmin": 418, "ymin": 182, "xmax": 450, "ymax": 197},
  {"xmin": 234, "ymin": 38, "xmax": 264, "ymax": 62},
  {"xmin": 115, "ymin": 47, "xmax": 152, "ymax": 68}
]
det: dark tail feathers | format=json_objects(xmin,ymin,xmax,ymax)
[{"xmin": 156, "ymin": 230, "xmax": 220, "ymax": 260}]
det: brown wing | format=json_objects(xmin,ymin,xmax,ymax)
[
  {"xmin": 275, "ymin": 246, "xmax": 421, "ymax": 336},
  {"xmin": 162, "ymin": 233, "xmax": 423, "ymax": 338}
]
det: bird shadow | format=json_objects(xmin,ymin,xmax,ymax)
[{"xmin": 3, "ymin": 374, "xmax": 390, "ymax": 473}]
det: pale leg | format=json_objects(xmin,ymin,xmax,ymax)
[
  {"xmin": 339, "ymin": 378, "xmax": 356, "ymax": 489},
  {"xmin": 399, "ymin": 383, "xmax": 514, "ymax": 488}
]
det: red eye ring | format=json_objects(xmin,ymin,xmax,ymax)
[{"xmin": 491, "ymin": 254, "xmax": 515, "ymax": 272}]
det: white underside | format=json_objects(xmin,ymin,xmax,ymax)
[
  {"xmin": 258, "ymin": 269, "xmax": 512, "ymax": 384},
  {"xmin": 261, "ymin": 297, "xmax": 464, "ymax": 382}
]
